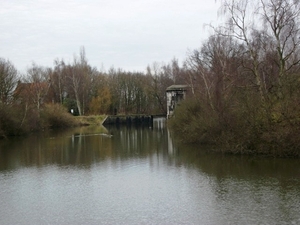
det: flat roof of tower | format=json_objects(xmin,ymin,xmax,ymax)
[{"xmin": 166, "ymin": 85, "xmax": 189, "ymax": 91}]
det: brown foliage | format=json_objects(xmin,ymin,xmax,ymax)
[
  {"xmin": 40, "ymin": 103, "xmax": 77, "ymax": 128},
  {"xmin": 89, "ymin": 87, "xmax": 112, "ymax": 114}
]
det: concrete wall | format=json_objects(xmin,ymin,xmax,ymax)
[
  {"xmin": 103, "ymin": 115, "xmax": 153, "ymax": 126},
  {"xmin": 166, "ymin": 89, "xmax": 186, "ymax": 118}
]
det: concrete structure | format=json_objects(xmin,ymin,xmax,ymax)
[
  {"xmin": 166, "ymin": 85, "xmax": 188, "ymax": 118},
  {"xmin": 103, "ymin": 115, "xmax": 153, "ymax": 126}
]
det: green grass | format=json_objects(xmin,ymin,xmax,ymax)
[{"xmin": 74, "ymin": 115, "xmax": 107, "ymax": 126}]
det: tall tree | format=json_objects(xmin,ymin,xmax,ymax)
[
  {"xmin": 261, "ymin": 0, "xmax": 300, "ymax": 89},
  {"xmin": 50, "ymin": 59, "xmax": 67, "ymax": 104},
  {"xmin": 66, "ymin": 47, "xmax": 95, "ymax": 115},
  {"xmin": 185, "ymin": 50, "xmax": 215, "ymax": 110},
  {"xmin": 0, "ymin": 58, "xmax": 18, "ymax": 104},
  {"xmin": 200, "ymin": 34, "xmax": 242, "ymax": 113},
  {"xmin": 218, "ymin": 0, "xmax": 300, "ymax": 100},
  {"xmin": 24, "ymin": 63, "xmax": 51, "ymax": 113},
  {"xmin": 218, "ymin": 0, "xmax": 268, "ymax": 103},
  {"xmin": 146, "ymin": 62, "xmax": 173, "ymax": 114},
  {"xmin": 89, "ymin": 86, "xmax": 112, "ymax": 114}
]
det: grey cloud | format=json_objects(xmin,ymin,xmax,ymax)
[{"xmin": 0, "ymin": 0, "xmax": 221, "ymax": 73}]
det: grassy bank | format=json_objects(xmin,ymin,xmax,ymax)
[{"xmin": 0, "ymin": 103, "xmax": 106, "ymax": 138}]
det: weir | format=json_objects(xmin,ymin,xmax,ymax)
[{"xmin": 102, "ymin": 114, "xmax": 166, "ymax": 126}]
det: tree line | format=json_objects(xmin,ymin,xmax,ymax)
[
  {"xmin": 0, "ymin": 46, "xmax": 192, "ymax": 135},
  {"xmin": 0, "ymin": 47, "xmax": 190, "ymax": 117},
  {"xmin": 1, "ymin": 0, "xmax": 300, "ymax": 156}
]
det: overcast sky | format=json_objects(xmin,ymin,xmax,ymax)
[{"xmin": 1, "ymin": 0, "xmax": 221, "ymax": 73}]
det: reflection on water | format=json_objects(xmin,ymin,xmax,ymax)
[
  {"xmin": 0, "ymin": 125, "xmax": 113, "ymax": 169},
  {"xmin": 0, "ymin": 118, "xmax": 300, "ymax": 225}
]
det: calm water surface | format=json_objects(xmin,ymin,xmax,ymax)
[{"xmin": 0, "ymin": 118, "xmax": 300, "ymax": 225}]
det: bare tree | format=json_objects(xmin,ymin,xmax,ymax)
[
  {"xmin": 185, "ymin": 50, "xmax": 215, "ymax": 110},
  {"xmin": 146, "ymin": 62, "xmax": 173, "ymax": 114},
  {"xmin": 200, "ymin": 34, "xmax": 242, "ymax": 113},
  {"xmin": 159, "ymin": 58, "xmax": 188, "ymax": 85},
  {"xmin": 25, "ymin": 63, "xmax": 51, "ymax": 113},
  {"xmin": 218, "ymin": 0, "xmax": 268, "ymax": 103},
  {"xmin": 51, "ymin": 59, "xmax": 67, "ymax": 104},
  {"xmin": 69, "ymin": 61, "xmax": 83, "ymax": 115},
  {"xmin": 0, "ymin": 58, "xmax": 19, "ymax": 104},
  {"xmin": 261, "ymin": 0, "xmax": 300, "ymax": 87},
  {"xmin": 67, "ymin": 47, "xmax": 95, "ymax": 115},
  {"xmin": 218, "ymin": 0, "xmax": 300, "ymax": 100}
]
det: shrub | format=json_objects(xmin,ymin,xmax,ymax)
[
  {"xmin": 40, "ymin": 103, "xmax": 77, "ymax": 128},
  {"xmin": 169, "ymin": 98, "xmax": 219, "ymax": 144},
  {"xmin": 169, "ymin": 91, "xmax": 300, "ymax": 157},
  {"xmin": 0, "ymin": 104, "xmax": 26, "ymax": 137}
]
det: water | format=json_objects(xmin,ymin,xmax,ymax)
[{"xmin": 0, "ymin": 118, "xmax": 299, "ymax": 225}]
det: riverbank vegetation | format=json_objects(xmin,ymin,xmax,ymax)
[
  {"xmin": 1, "ymin": 0, "xmax": 300, "ymax": 156},
  {"xmin": 170, "ymin": 0, "xmax": 300, "ymax": 157},
  {"xmin": 0, "ymin": 51, "xmax": 177, "ymax": 137},
  {"xmin": 0, "ymin": 103, "xmax": 77, "ymax": 137}
]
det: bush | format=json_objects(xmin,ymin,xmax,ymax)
[
  {"xmin": 0, "ymin": 104, "xmax": 27, "ymax": 137},
  {"xmin": 169, "ymin": 98, "xmax": 219, "ymax": 144},
  {"xmin": 40, "ymin": 103, "xmax": 77, "ymax": 128},
  {"xmin": 169, "ymin": 87, "xmax": 300, "ymax": 157},
  {"xmin": 0, "ymin": 103, "xmax": 79, "ymax": 137}
]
